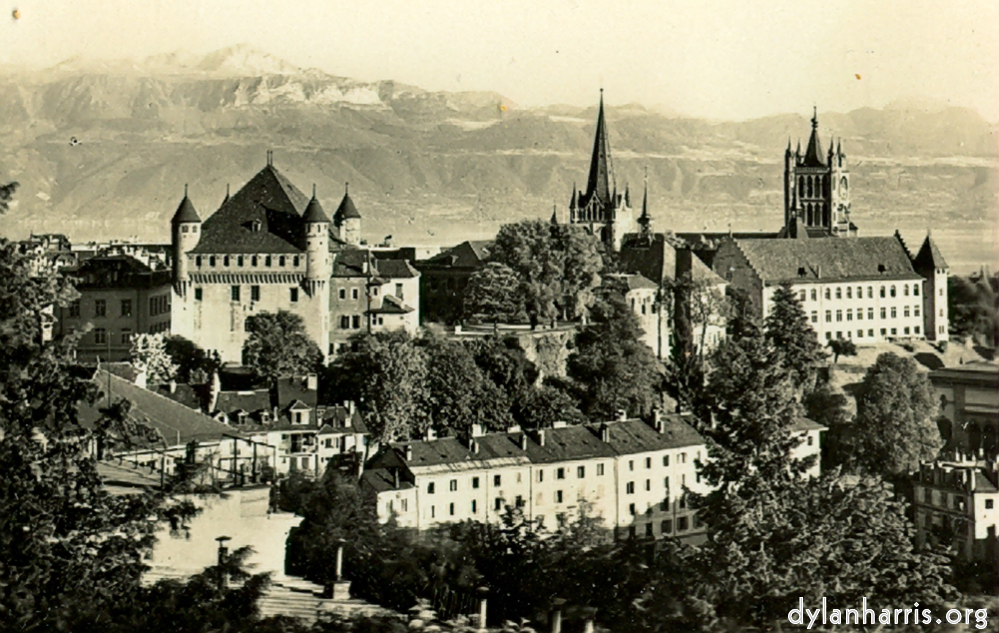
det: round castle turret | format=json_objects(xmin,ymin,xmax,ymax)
[
  {"xmin": 302, "ymin": 185, "xmax": 331, "ymax": 294},
  {"xmin": 333, "ymin": 183, "xmax": 361, "ymax": 247},
  {"xmin": 171, "ymin": 185, "xmax": 201, "ymax": 296}
]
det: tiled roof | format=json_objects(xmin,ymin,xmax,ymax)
[
  {"xmin": 369, "ymin": 294, "xmax": 414, "ymax": 315},
  {"xmin": 731, "ymin": 236, "xmax": 922, "ymax": 284},
  {"xmin": 374, "ymin": 259, "xmax": 419, "ymax": 279},
  {"xmin": 619, "ymin": 235, "xmax": 726, "ymax": 285},
  {"xmin": 302, "ymin": 195, "xmax": 330, "ymax": 224},
  {"xmin": 507, "ymin": 425, "xmax": 613, "ymax": 465},
  {"xmin": 801, "ymin": 117, "xmax": 826, "ymax": 168},
  {"xmin": 83, "ymin": 371, "xmax": 239, "ymax": 448},
  {"xmin": 333, "ymin": 191, "xmax": 361, "ymax": 224},
  {"xmin": 171, "ymin": 194, "xmax": 201, "ymax": 224},
  {"xmin": 333, "ymin": 250, "xmax": 419, "ymax": 279},
  {"xmin": 190, "ymin": 165, "xmax": 310, "ymax": 255},
  {"xmin": 319, "ymin": 405, "xmax": 368, "ymax": 434},
  {"xmin": 912, "ymin": 234, "xmax": 949, "ymax": 271},
  {"xmin": 422, "ymin": 241, "xmax": 493, "ymax": 268},
  {"xmin": 790, "ymin": 417, "xmax": 826, "ymax": 432},
  {"xmin": 154, "ymin": 383, "xmax": 206, "ymax": 411},
  {"xmin": 361, "ymin": 468, "xmax": 414, "ymax": 493},
  {"xmin": 216, "ymin": 390, "xmax": 271, "ymax": 414},
  {"xmin": 974, "ymin": 471, "xmax": 998, "ymax": 493},
  {"xmin": 591, "ymin": 417, "xmax": 705, "ymax": 454},
  {"xmin": 275, "ymin": 376, "xmax": 318, "ymax": 409},
  {"xmin": 604, "ymin": 273, "xmax": 658, "ymax": 292}
]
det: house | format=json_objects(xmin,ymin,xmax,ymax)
[
  {"xmin": 912, "ymin": 455, "xmax": 999, "ymax": 562},
  {"xmin": 58, "ymin": 255, "xmax": 173, "ymax": 361},
  {"xmin": 929, "ymin": 362, "xmax": 998, "ymax": 460},
  {"xmin": 414, "ymin": 240, "xmax": 493, "ymax": 325}
]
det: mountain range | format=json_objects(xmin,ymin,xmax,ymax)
[{"xmin": 1, "ymin": 45, "xmax": 996, "ymax": 272}]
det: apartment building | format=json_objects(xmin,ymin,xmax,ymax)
[
  {"xmin": 929, "ymin": 362, "xmax": 998, "ymax": 460},
  {"xmin": 363, "ymin": 413, "xmax": 819, "ymax": 542},
  {"xmin": 912, "ymin": 456, "xmax": 999, "ymax": 562}
]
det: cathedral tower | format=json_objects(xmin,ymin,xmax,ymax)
[
  {"xmin": 783, "ymin": 109, "xmax": 854, "ymax": 238},
  {"xmin": 568, "ymin": 90, "xmax": 635, "ymax": 251}
]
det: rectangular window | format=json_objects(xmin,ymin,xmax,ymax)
[
  {"xmin": 856, "ymin": 286, "xmax": 862, "ymax": 298},
  {"xmin": 95, "ymin": 299, "xmax": 106, "ymax": 317},
  {"xmin": 890, "ymin": 327, "xmax": 897, "ymax": 335},
  {"xmin": 845, "ymin": 287, "xmax": 852, "ymax": 299},
  {"xmin": 868, "ymin": 329, "xmax": 874, "ymax": 337},
  {"xmin": 810, "ymin": 289, "xmax": 817, "ymax": 301},
  {"xmin": 810, "ymin": 311, "xmax": 817, "ymax": 323},
  {"xmin": 372, "ymin": 287, "xmax": 379, "ymax": 296},
  {"xmin": 430, "ymin": 506, "xmax": 435, "ymax": 518},
  {"xmin": 494, "ymin": 497, "xmax": 502, "ymax": 511},
  {"xmin": 449, "ymin": 503, "xmax": 455, "ymax": 516},
  {"xmin": 515, "ymin": 495, "xmax": 524, "ymax": 508},
  {"xmin": 120, "ymin": 329, "xmax": 131, "ymax": 345},
  {"xmin": 913, "ymin": 284, "xmax": 920, "ymax": 296},
  {"xmin": 231, "ymin": 285, "xmax": 240, "ymax": 301},
  {"xmin": 629, "ymin": 460, "xmax": 635, "ymax": 471},
  {"xmin": 556, "ymin": 467, "xmax": 565, "ymax": 480},
  {"xmin": 663, "ymin": 455, "xmax": 669, "ymax": 467},
  {"xmin": 120, "ymin": 300, "xmax": 132, "ymax": 317},
  {"xmin": 645, "ymin": 457, "xmax": 652, "ymax": 469},
  {"xmin": 846, "ymin": 309, "xmax": 852, "ymax": 321},
  {"xmin": 915, "ymin": 326, "xmax": 920, "ymax": 334},
  {"xmin": 664, "ymin": 477, "xmax": 670, "ymax": 493},
  {"xmin": 597, "ymin": 463, "xmax": 605, "ymax": 476},
  {"xmin": 472, "ymin": 477, "xmax": 479, "ymax": 489},
  {"xmin": 556, "ymin": 490, "xmax": 563, "ymax": 504},
  {"xmin": 680, "ymin": 453, "xmax": 687, "ymax": 463},
  {"xmin": 629, "ymin": 503, "xmax": 636, "ymax": 516},
  {"xmin": 251, "ymin": 255, "xmax": 258, "ymax": 267},
  {"xmin": 661, "ymin": 520, "xmax": 672, "ymax": 534},
  {"xmin": 395, "ymin": 283, "xmax": 403, "ymax": 298},
  {"xmin": 867, "ymin": 308, "xmax": 873, "ymax": 320},
  {"xmin": 340, "ymin": 315, "xmax": 350, "ymax": 329},
  {"xmin": 352, "ymin": 288, "xmax": 359, "ymax": 300},
  {"xmin": 537, "ymin": 470, "xmax": 544, "ymax": 483},
  {"xmin": 867, "ymin": 286, "xmax": 873, "ymax": 298},
  {"xmin": 645, "ymin": 479, "xmax": 651, "ymax": 491},
  {"xmin": 293, "ymin": 255, "xmax": 300, "ymax": 268},
  {"xmin": 646, "ymin": 523, "xmax": 654, "ymax": 538},
  {"xmin": 279, "ymin": 256, "xmax": 286, "ymax": 267},
  {"xmin": 94, "ymin": 328, "xmax": 107, "ymax": 345},
  {"xmin": 351, "ymin": 315, "xmax": 361, "ymax": 329},
  {"xmin": 251, "ymin": 285, "xmax": 261, "ymax": 301},
  {"xmin": 856, "ymin": 308, "xmax": 862, "ymax": 321},
  {"xmin": 339, "ymin": 288, "xmax": 346, "ymax": 300},
  {"xmin": 449, "ymin": 479, "xmax": 457, "ymax": 492},
  {"xmin": 825, "ymin": 310, "xmax": 831, "ymax": 323},
  {"xmin": 626, "ymin": 482, "xmax": 635, "ymax": 494},
  {"xmin": 914, "ymin": 305, "xmax": 920, "ymax": 317},
  {"xmin": 471, "ymin": 500, "xmax": 477, "ymax": 514},
  {"xmin": 835, "ymin": 287, "xmax": 842, "ymax": 299},
  {"xmin": 69, "ymin": 300, "xmax": 80, "ymax": 317},
  {"xmin": 986, "ymin": 499, "xmax": 994, "ymax": 509},
  {"xmin": 427, "ymin": 482, "xmax": 435, "ymax": 494},
  {"xmin": 857, "ymin": 330, "xmax": 863, "ymax": 338},
  {"xmin": 890, "ymin": 307, "xmax": 897, "ymax": 319},
  {"xmin": 577, "ymin": 466, "xmax": 585, "ymax": 478},
  {"xmin": 799, "ymin": 290, "xmax": 806, "ymax": 302},
  {"xmin": 880, "ymin": 307, "xmax": 886, "ymax": 319},
  {"xmin": 194, "ymin": 288, "xmax": 203, "ymax": 301},
  {"xmin": 824, "ymin": 288, "xmax": 831, "ymax": 300},
  {"xmin": 836, "ymin": 310, "xmax": 842, "ymax": 322},
  {"xmin": 290, "ymin": 288, "xmax": 299, "ymax": 302},
  {"xmin": 493, "ymin": 474, "xmax": 501, "ymax": 486}
]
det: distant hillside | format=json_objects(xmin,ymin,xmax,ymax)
[{"xmin": 1, "ymin": 46, "xmax": 996, "ymax": 271}]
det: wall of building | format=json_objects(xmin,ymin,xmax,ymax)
[{"xmin": 62, "ymin": 284, "xmax": 172, "ymax": 361}]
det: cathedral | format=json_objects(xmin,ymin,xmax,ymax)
[
  {"xmin": 781, "ymin": 108, "xmax": 856, "ymax": 238},
  {"xmin": 567, "ymin": 90, "xmax": 637, "ymax": 251}
]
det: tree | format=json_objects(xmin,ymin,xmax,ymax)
[
  {"xmin": 326, "ymin": 330, "xmax": 429, "ymax": 442},
  {"xmin": 164, "ymin": 335, "xmax": 221, "ymax": 384},
  {"xmin": 827, "ymin": 337, "xmax": 858, "ymax": 364},
  {"xmin": 0, "ymin": 181, "xmax": 17, "ymax": 213},
  {"xmin": 516, "ymin": 385, "xmax": 585, "ymax": 430},
  {"xmin": 129, "ymin": 332, "xmax": 178, "ymax": 384},
  {"xmin": 243, "ymin": 310, "xmax": 323, "ymax": 385},
  {"xmin": 764, "ymin": 282, "xmax": 827, "ymax": 390},
  {"xmin": 567, "ymin": 290, "xmax": 664, "ymax": 420},
  {"xmin": 0, "ymin": 237, "xmax": 195, "ymax": 631},
  {"xmin": 463, "ymin": 262, "xmax": 523, "ymax": 324},
  {"xmin": 853, "ymin": 352, "xmax": 941, "ymax": 477}
]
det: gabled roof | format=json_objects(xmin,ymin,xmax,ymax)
[
  {"xmin": 603, "ymin": 272, "xmax": 658, "ymax": 292},
  {"xmin": 591, "ymin": 417, "xmax": 705, "ymax": 454},
  {"xmin": 333, "ymin": 250, "xmax": 419, "ymax": 279},
  {"xmin": 422, "ymin": 240, "xmax": 493, "ymax": 269},
  {"xmin": 191, "ymin": 164, "xmax": 310, "ymax": 255},
  {"xmin": 619, "ymin": 234, "xmax": 727, "ymax": 286},
  {"xmin": 275, "ymin": 376, "xmax": 318, "ymax": 409},
  {"xmin": 82, "ymin": 371, "xmax": 239, "ymax": 448},
  {"xmin": 215, "ymin": 390, "xmax": 271, "ymax": 415},
  {"xmin": 318, "ymin": 405, "xmax": 368, "ymax": 435},
  {"xmin": 369, "ymin": 294, "xmax": 414, "ymax": 315},
  {"xmin": 790, "ymin": 418, "xmax": 826, "ymax": 432},
  {"xmin": 912, "ymin": 234, "xmax": 949, "ymax": 271},
  {"xmin": 731, "ymin": 236, "xmax": 922, "ymax": 284},
  {"xmin": 360, "ymin": 469, "xmax": 415, "ymax": 493}
]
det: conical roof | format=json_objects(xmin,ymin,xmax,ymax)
[
  {"xmin": 802, "ymin": 108, "xmax": 826, "ymax": 168},
  {"xmin": 302, "ymin": 186, "xmax": 330, "ymax": 223},
  {"xmin": 913, "ymin": 234, "xmax": 949, "ymax": 270},
  {"xmin": 171, "ymin": 188, "xmax": 201, "ymax": 224},
  {"xmin": 333, "ymin": 184, "xmax": 361, "ymax": 225}
]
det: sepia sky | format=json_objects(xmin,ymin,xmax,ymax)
[{"xmin": 3, "ymin": 0, "xmax": 998, "ymax": 121}]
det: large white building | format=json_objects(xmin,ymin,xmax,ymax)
[{"xmin": 361, "ymin": 414, "xmax": 824, "ymax": 541}]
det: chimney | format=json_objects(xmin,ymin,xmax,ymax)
[
  {"xmin": 403, "ymin": 444, "xmax": 412, "ymax": 462},
  {"xmin": 506, "ymin": 424, "xmax": 522, "ymax": 434},
  {"xmin": 653, "ymin": 409, "xmax": 664, "ymax": 433},
  {"xmin": 537, "ymin": 430, "xmax": 546, "ymax": 447},
  {"xmin": 469, "ymin": 438, "xmax": 480, "ymax": 454},
  {"xmin": 168, "ymin": 379, "xmax": 177, "ymax": 394},
  {"xmin": 599, "ymin": 424, "xmax": 610, "ymax": 443},
  {"xmin": 306, "ymin": 373, "xmax": 318, "ymax": 391},
  {"xmin": 471, "ymin": 423, "xmax": 485, "ymax": 438},
  {"xmin": 392, "ymin": 467, "xmax": 400, "ymax": 489},
  {"xmin": 519, "ymin": 433, "xmax": 529, "ymax": 451},
  {"xmin": 617, "ymin": 409, "xmax": 628, "ymax": 421},
  {"xmin": 425, "ymin": 427, "xmax": 437, "ymax": 441},
  {"xmin": 552, "ymin": 420, "xmax": 567, "ymax": 429}
]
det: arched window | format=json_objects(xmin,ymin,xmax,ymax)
[
  {"xmin": 807, "ymin": 177, "xmax": 813, "ymax": 198},
  {"xmin": 798, "ymin": 176, "xmax": 805, "ymax": 193}
]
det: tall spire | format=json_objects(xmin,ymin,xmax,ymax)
[
  {"xmin": 638, "ymin": 167, "xmax": 651, "ymax": 235},
  {"xmin": 802, "ymin": 107, "xmax": 825, "ymax": 167},
  {"xmin": 585, "ymin": 89, "xmax": 614, "ymax": 205}
]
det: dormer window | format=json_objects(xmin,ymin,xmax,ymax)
[
  {"xmin": 797, "ymin": 266, "xmax": 806, "ymax": 277},
  {"xmin": 251, "ymin": 220, "xmax": 262, "ymax": 232},
  {"xmin": 878, "ymin": 264, "xmax": 886, "ymax": 273}
]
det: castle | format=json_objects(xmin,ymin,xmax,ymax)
[{"xmin": 169, "ymin": 154, "xmax": 418, "ymax": 363}]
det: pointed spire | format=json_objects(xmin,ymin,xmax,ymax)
[
  {"xmin": 585, "ymin": 89, "xmax": 614, "ymax": 206},
  {"xmin": 303, "ymin": 184, "xmax": 329, "ymax": 223},
  {"xmin": 569, "ymin": 182, "xmax": 577, "ymax": 209},
  {"xmin": 172, "ymin": 185, "xmax": 200, "ymax": 224},
  {"xmin": 803, "ymin": 107, "xmax": 825, "ymax": 167},
  {"xmin": 638, "ymin": 167, "xmax": 651, "ymax": 235},
  {"xmin": 333, "ymin": 181, "xmax": 360, "ymax": 225},
  {"xmin": 550, "ymin": 203, "xmax": 559, "ymax": 226}
]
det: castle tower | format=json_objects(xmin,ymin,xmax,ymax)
[
  {"xmin": 171, "ymin": 185, "xmax": 201, "ymax": 297},
  {"xmin": 783, "ymin": 109, "xmax": 854, "ymax": 238},
  {"xmin": 568, "ymin": 90, "xmax": 635, "ymax": 251},
  {"xmin": 303, "ymin": 184, "xmax": 331, "ymax": 296},
  {"xmin": 333, "ymin": 183, "xmax": 362, "ymax": 247}
]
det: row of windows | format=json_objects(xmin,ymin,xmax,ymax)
[
  {"xmin": 425, "ymin": 495, "xmax": 528, "ymax": 519},
  {"xmin": 815, "ymin": 305, "xmax": 922, "ymax": 323},
  {"xmin": 92, "ymin": 328, "xmax": 132, "ymax": 345},
  {"xmin": 192, "ymin": 286, "xmax": 299, "ymax": 303},
  {"xmin": 823, "ymin": 326, "xmax": 921, "ymax": 341},
  {"xmin": 629, "ymin": 495, "xmax": 690, "ymax": 516},
  {"xmin": 625, "ymin": 474, "xmax": 693, "ymax": 495},
  {"xmin": 195, "ymin": 254, "xmax": 300, "ymax": 269},
  {"xmin": 798, "ymin": 283, "xmax": 920, "ymax": 303},
  {"xmin": 75, "ymin": 298, "xmax": 134, "ymax": 318},
  {"xmin": 149, "ymin": 295, "xmax": 170, "ymax": 316},
  {"xmin": 627, "ymin": 516, "xmax": 695, "ymax": 539}
]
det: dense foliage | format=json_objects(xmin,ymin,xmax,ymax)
[
  {"xmin": 764, "ymin": 282, "xmax": 827, "ymax": 390},
  {"xmin": 130, "ymin": 332, "xmax": 179, "ymax": 383},
  {"xmin": 462, "ymin": 262, "xmax": 523, "ymax": 324},
  {"xmin": 948, "ymin": 272, "xmax": 999, "ymax": 347},
  {"xmin": 243, "ymin": 310, "xmax": 324, "ymax": 385}
]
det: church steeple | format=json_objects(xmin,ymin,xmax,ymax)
[
  {"xmin": 586, "ymin": 89, "xmax": 614, "ymax": 206},
  {"xmin": 802, "ymin": 106, "xmax": 826, "ymax": 167},
  {"xmin": 638, "ymin": 168, "xmax": 651, "ymax": 237}
]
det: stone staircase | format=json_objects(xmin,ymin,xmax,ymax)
[{"xmin": 143, "ymin": 568, "xmax": 392, "ymax": 624}]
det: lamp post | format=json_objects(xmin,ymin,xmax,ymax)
[{"xmin": 216, "ymin": 535, "xmax": 232, "ymax": 590}]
